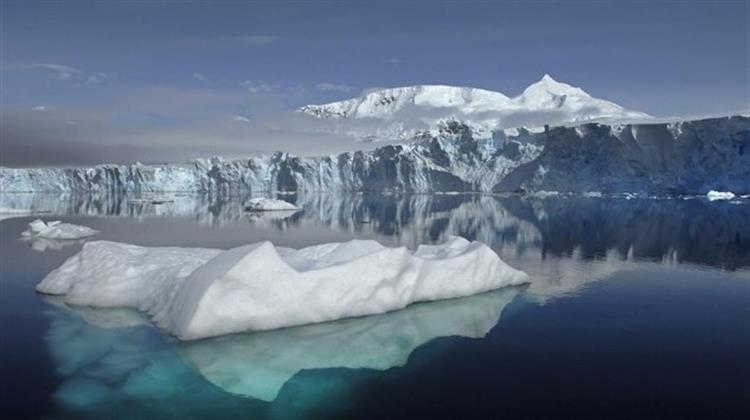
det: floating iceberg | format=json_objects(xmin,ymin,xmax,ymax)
[
  {"xmin": 706, "ymin": 190, "xmax": 736, "ymax": 201},
  {"xmin": 22, "ymin": 219, "xmax": 99, "ymax": 240},
  {"xmin": 37, "ymin": 236, "xmax": 527, "ymax": 340},
  {"xmin": 244, "ymin": 197, "xmax": 298, "ymax": 212}
]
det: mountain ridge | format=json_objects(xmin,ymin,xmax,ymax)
[{"xmin": 298, "ymin": 75, "xmax": 651, "ymax": 142}]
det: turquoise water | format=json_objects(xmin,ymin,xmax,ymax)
[{"xmin": 1, "ymin": 194, "xmax": 748, "ymax": 419}]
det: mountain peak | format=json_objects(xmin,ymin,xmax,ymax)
[
  {"xmin": 299, "ymin": 76, "xmax": 650, "ymax": 142},
  {"xmin": 520, "ymin": 74, "xmax": 590, "ymax": 101}
]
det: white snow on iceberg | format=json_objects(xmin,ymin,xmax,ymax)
[
  {"xmin": 37, "ymin": 236, "xmax": 527, "ymax": 340},
  {"xmin": 706, "ymin": 190, "xmax": 736, "ymax": 201},
  {"xmin": 244, "ymin": 197, "xmax": 298, "ymax": 211},
  {"xmin": 22, "ymin": 219, "xmax": 99, "ymax": 240}
]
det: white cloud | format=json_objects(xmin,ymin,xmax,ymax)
[
  {"xmin": 388, "ymin": 57, "xmax": 402, "ymax": 65},
  {"xmin": 192, "ymin": 72, "xmax": 209, "ymax": 82},
  {"xmin": 33, "ymin": 105, "xmax": 46, "ymax": 112},
  {"xmin": 232, "ymin": 115, "xmax": 251, "ymax": 122},
  {"xmin": 27, "ymin": 63, "xmax": 82, "ymax": 80},
  {"xmin": 315, "ymin": 82, "xmax": 353, "ymax": 93},
  {"xmin": 239, "ymin": 35, "xmax": 276, "ymax": 46},
  {"xmin": 87, "ymin": 72, "xmax": 108, "ymax": 84},
  {"xmin": 241, "ymin": 80, "xmax": 278, "ymax": 93}
]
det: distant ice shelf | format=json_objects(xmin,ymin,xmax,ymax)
[{"xmin": 36, "ymin": 236, "xmax": 528, "ymax": 340}]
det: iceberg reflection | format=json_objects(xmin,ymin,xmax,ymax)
[
  {"xmin": 42, "ymin": 288, "xmax": 520, "ymax": 414},
  {"xmin": 180, "ymin": 287, "xmax": 519, "ymax": 401}
]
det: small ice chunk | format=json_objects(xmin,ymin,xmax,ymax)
[
  {"xmin": 706, "ymin": 190, "xmax": 736, "ymax": 201},
  {"xmin": 37, "ymin": 237, "xmax": 528, "ymax": 340},
  {"xmin": 244, "ymin": 198, "xmax": 298, "ymax": 212},
  {"xmin": 22, "ymin": 219, "xmax": 99, "ymax": 240}
]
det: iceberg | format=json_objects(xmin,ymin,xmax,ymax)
[
  {"xmin": 36, "ymin": 237, "xmax": 527, "ymax": 340},
  {"xmin": 22, "ymin": 219, "xmax": 99, "ymax": 240},
  {"xmin": 706, "ymin": 190, "xmax": 736, "ymax": 201},
  {"xmin": 244, "ymin": 197, "xmax": 298, "ymax": 211}
]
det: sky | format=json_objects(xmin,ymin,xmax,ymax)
[{"xmin": 1, "ymin": 0, "xmax": 749, "ymax": 166}]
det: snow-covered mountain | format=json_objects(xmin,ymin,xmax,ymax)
[
  {"xmin": 299, "ymin": 74, "xmax": 651, "ymax": 142},
  {"xmin": 2, "ymin": 116, "xmax": 747, "ymax": 195}
]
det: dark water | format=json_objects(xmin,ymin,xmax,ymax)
[{"xmin": 1, "ymin": 193, "xmax": 748, "ymax": 419}]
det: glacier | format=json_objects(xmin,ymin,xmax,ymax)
[
  {"xmin": 36, "ymin": 236, "xmax": 528, "ymax": 340},
  {"xmin": 2, "ymin": 115, "xmax": 747, "ymax": 195}
]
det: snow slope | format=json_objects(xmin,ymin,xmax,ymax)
[
  {"xmin": 299, "ymin": 74, "xmax": 650, "ymax": 141},
  {"xmin": 37, "ymin": 237, "xmax": 528, "ymax": 340}
]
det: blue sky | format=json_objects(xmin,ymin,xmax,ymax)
[{"xmin": 2, "ymin": 0, "xmax": 748, "ymax": 165}]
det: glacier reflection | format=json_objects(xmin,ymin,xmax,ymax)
[
  {"xmin": 4, "ymin": 192, "xmax": 747, "ymax": 269},
  {"xmin": 42, "ymin": 288, "xmax": 519, "ymax": 416}
]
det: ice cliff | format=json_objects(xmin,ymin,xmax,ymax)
[{"xmin": 2, "ymin": 116, "xmax": 748, "ymax": 195}]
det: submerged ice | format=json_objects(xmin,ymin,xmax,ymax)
[
  {"xmin": 42, "ymin": 286, "xmax": 518, "ymax": 415},
  {"xmin": 37, "ymin": 236, "xmax": 527, "ymax": 340}
]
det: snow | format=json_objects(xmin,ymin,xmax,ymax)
[
  {"xmin": 36, "ymin": 236, "xmax": 528, "ymax": 340},
  {"xmin": 244, "ymin": 197, "xmax": 298, "ymax": 211},
  {"xmin": 22, "ymin": 219, "xmax": 98, "ymax": 240},
  {"xmin": 298, "ymin": 74, "xmax": 651, "ymax": 142},
  {"xmin": 706, "ymin": 190, "xmax": 736, "ymax": 201}
]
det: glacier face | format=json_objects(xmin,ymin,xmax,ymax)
[
  {"xmin": 1, "ymin": 116, "xmax": 748, "ymax": 195},
  {"xmin": 298, "ymin": 74, "xmax": 651, "ymax": 142}
]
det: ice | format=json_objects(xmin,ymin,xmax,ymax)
[
  {"xmin": 244, "ymin": 197, "xmax": 298, "ymax": 211},
  {"xmin": 298, "ymin": 75, "xmax": 650, "ymax": 142},
  {"xmin": 21, "ymin": 219, "xmax": 99, "ymax": 240},
  {"xmin": 1, "ymin": 116, "xmax": 747, "ymax": 195},
  {"xmin": 706, "ymin": 190, "xmax": 736, "ymax": 201},
  {"xmin": 42, "ymin": 286, "xmax": 518, "ymax": 415},
  {"xmin": 180, "ymin": 287, "xmax": 519, "ymax": 401},
  {"xmin": 37, "ymin": 236, "xmax": 527, "ymax": 340}
]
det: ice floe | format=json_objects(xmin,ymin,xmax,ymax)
[
  {"xmin": 37, "ymin": 236, "xmax": 527, "ymax": 340},
  {"xmin": 706, "ymin": 190, "xmax": 736, "ymax": 201},
  {"xmin": 22, "ymin": 219, "xmax": 98, "ymax": 240},
  {"xmin": 244, "ymin": 197, "xmax": 298, "ymax": 212}
]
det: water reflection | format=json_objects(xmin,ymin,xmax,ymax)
[
  {"xmin": 3, "ymin": 192, "xmax": 747, "ymax": 269},
  {"xmin": 42, "ymin": 288, "xmax": 519, "ymax": 417},
  {"xmin": 181, "ymin": 288, "xmax": 518, "ymax": 401}
]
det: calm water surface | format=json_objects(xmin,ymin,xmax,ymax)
[{"xmin": 1, "ymin": 193, "xmax": 748, "ymax": 419}]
